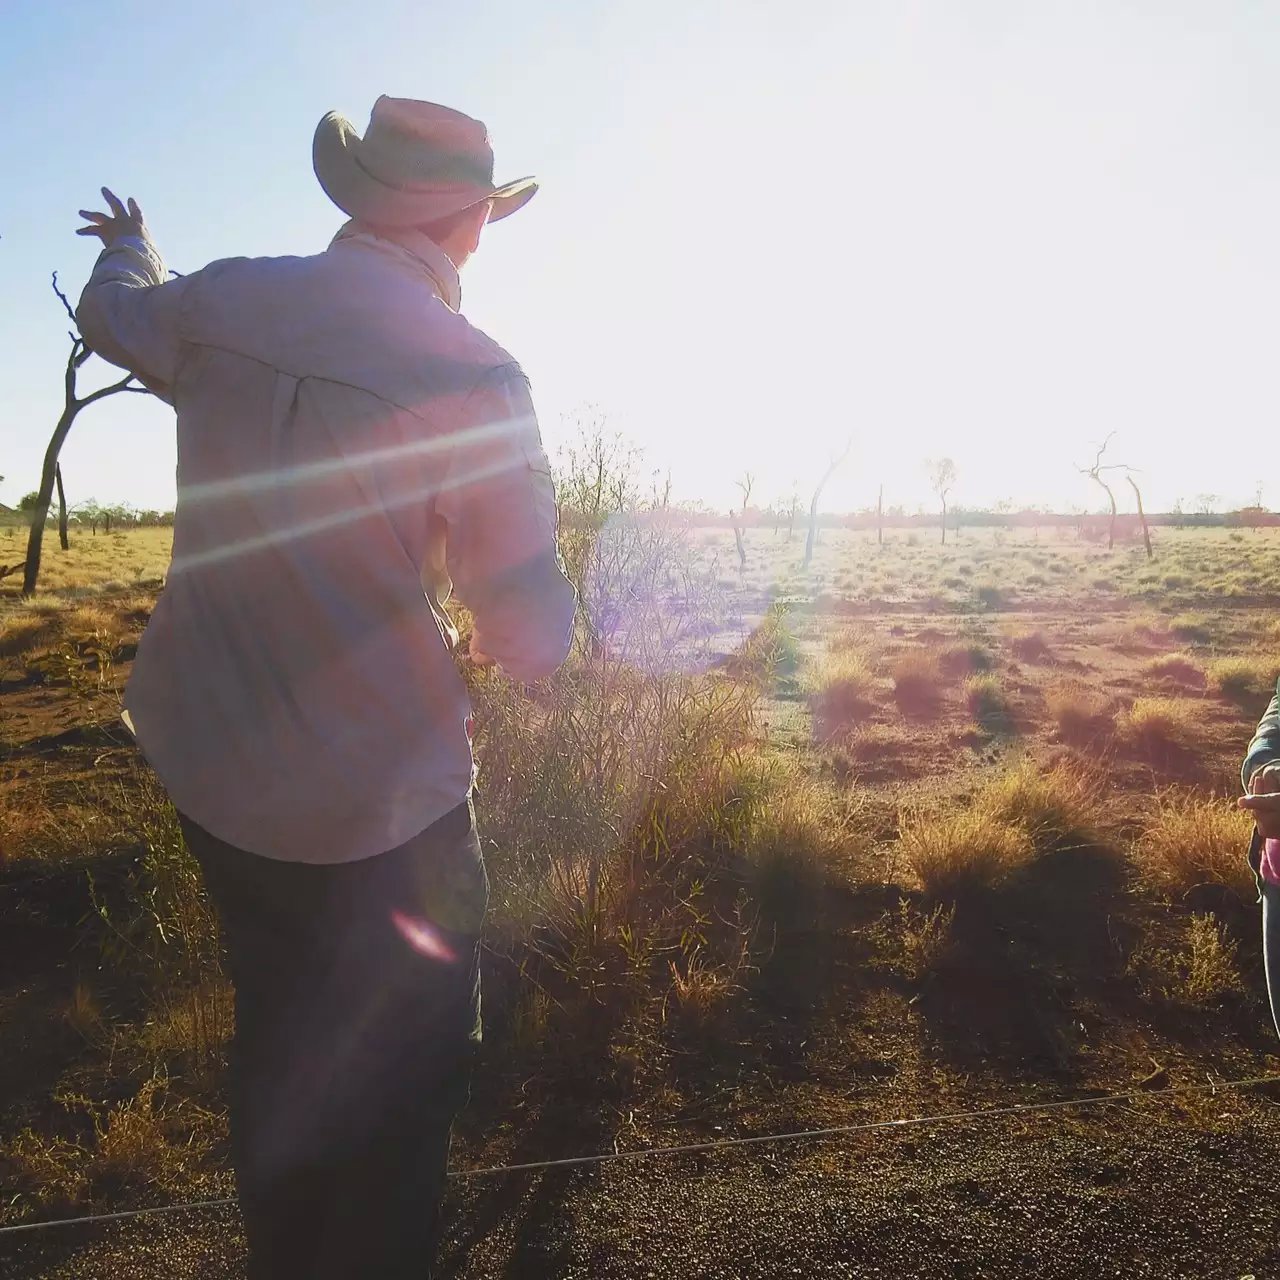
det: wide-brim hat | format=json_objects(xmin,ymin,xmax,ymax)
[{"xmin": 313, "ymin": 96, "xmax": 537, "ymax": 228}]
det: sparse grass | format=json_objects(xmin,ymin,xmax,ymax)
[
  {"xmin": 1129, "ymin": 913, "xmax": 1244, "ymax": 1004},
  {"xmin": 9, "ymin": 520, "xmax": 1280, "ymax": 1235},
  {"xmin": 0, "ymin": 1076, "xmax": 217, "ymax": 1215},
  {"xmin": 1116, "ymin": 620, "xmax": 1168, "ymax": 650},
  {"xmin": 1132, "ymin": 793, "xmax": 1256, "ymax": 901},
  {"xmin": 1117, "ymin": 696, "xmax": 1199, "ymax": 752},
  {"xmin": 1170, "ymin": 613, "xmax": 1214, "ymax": 645},
  {"xmin": 1208, "ymin": 655, "xmax": 1278, "ymax": 701},
  {"xmin": 76, "ymin": 775, "xmax": 229, "ymax": 1076},
  {"xmin": 893, "ymin": 899, "xmax": 958, "ymax": 982},
  {"xmin": 0, "ymin": 613, "xmax": 55, "ymax": 657},
  {"xmin": 665, "ymin": 947, "xmax": 745, "ymax": 1026},
  {"xmin": 1, "ymin": 526, "xmax": 172, "ymax": 600}
]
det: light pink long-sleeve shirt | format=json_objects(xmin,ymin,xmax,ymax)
[{"xmin": 77, "ymin": 223, "xmax": 575, "ymax": 863}]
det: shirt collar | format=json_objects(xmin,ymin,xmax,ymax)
[{"xmin": 329, "ymin": 220, "xmax": 462, "ymax": 312}]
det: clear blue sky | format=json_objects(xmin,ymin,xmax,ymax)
[{"xmin": 2, "ymin": 0, "xmax": 1279, "ymax": 516}]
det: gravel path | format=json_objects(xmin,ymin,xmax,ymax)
[{"xmin": 6, "ymin": 1099, "xmax": 1279, "ymax": 1279}]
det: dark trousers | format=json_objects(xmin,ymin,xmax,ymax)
[
  {"xmin": 181, "ymin": 801, "xmax": 487, "ymax": 1280},
  {"xmin": 1264, "ymin": 879, "xmax": 1280, "ymax": 1041}
]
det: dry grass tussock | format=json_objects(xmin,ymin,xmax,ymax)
[
  {"xmin": 938, "ymin": 639, "xmax": 992, "ymax": 675},
  {"xmin": 1117, "ymin": 696, "xmax": 1199, "ymax": 751},
  {"xmin": 1142, "ymin": 653, "xmax": 1204, "ymax": 686},
  {"xmin": 0, "ymin": 592, "xmax": 147, "ymax": 685},
  {"xmin": 964, "ymin": 672, "xmax": 1011, "ymax": 726},
  {"xmin": 1115, "ymin": 620, "xmax": 1170, "ymax": 651},
  {"xmin": 808, "ymin": 648, "xmax": 876, "ymax": 735},
  {"xmin": 1133, "ymin": 793, "xmax": 1256, "ymax": 902},
  {"xmin": 1169, "ymin": 613, "xmax": 1215, "ymax": 645},
  {"xmin": 1046, "ymin": 681, "xmax": 1112, "ymax": 743},
  {"xmin": 898, "ymin": 805, "xmax": 1033, "ymax": 901},
  {"xmin": 980, "ymin": 759, "xmax": 1107, "ymax": 852},
  {"xmin": 891, "ymin": 649, "xmax": 943, "ymax": 710},
  {"xmin": 1009, "ymin": 629, "xmax": 1051, "ymax": 662},
  {"xmin": 1208, "ymin": 655, "xmax": 1279, "ymax": 701},
  {"xmin": 899, "ymin": 760, "xmax": 1108, "ymax": 900},
  {"xmin": 0, "ymin": 612, "xmax": 57, "ymax": 658}
]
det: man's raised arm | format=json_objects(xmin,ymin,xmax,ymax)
[{"xmin": 75, "ymin": 188, "xmax": 193, "ymax": 403}]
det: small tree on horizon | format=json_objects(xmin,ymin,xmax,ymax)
[
  {"xmin": 803, "ymin": 441, "xmax": 851, "ymax": 569},
  {"xmin": 1078, "ymin": 434, "xmax": 1120, "ymax": 551},
  {"xmin": 731, "ymin": 471, "xmax": 753, "ymax": 570},
  {"xmin": 927, "ymin": 457, "xmax": 957, "ymax": 545}
]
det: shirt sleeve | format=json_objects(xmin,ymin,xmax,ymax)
[
  {"xmin": 1243, "ymin": 679, "xmax": 1280, "ymax": 789},
  {"xmin": 75, "ymin": 231, "xmax": 194, "ymax": 404},
  {"xmin": 436, "ymin": 364, "xmax": 577, "ymax": 682}
]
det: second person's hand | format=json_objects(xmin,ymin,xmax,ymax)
[{"xmin": 1240, "ymin": 762, "xmax": 1280, "ymax": 838}]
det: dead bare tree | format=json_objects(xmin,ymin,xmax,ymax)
[
  {"xmin": 785, "ymin": 487, "xmax": 800, "ymax": 542},
  {"xmin": 730, "ymin": 471, "xmax": 753, "ymax": 571},
  {"xmin": 1077, "ymin": 434, "xmax": 1152, "ymax": 558},
  {"xmin": 23, "ymin": 274, "xmax": 149, "ymax": 595},
  {"xmin": 876, "ymin": 482, "xmax": 884, "ymax": 547},
  {"xmin": 803, "ymin": 441, "xmax": 851, "ymax": 569},
  {"xmin": 927, "ymin": 457, "xmax": 957, "ymax": 545},
  {"xmin": 54, "ymin": 463, "xmax": 69, "ymax": 551},
  {"xmin": 1125, "ymin": 471, "xmax": 1153, "ymax": 560},
  {"xmin": 1077, "ymin": 433, "xmax": 1120, "ymax": 550}
]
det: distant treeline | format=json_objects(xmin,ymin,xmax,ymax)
[
  {"xmin": 3, "ymin": 503, "xmax": 1275, "ymax": 536},
  {"xmin": 692, "ymin": 507, "xmax": 1280, "ymax": 533},
  {"xmin": 0, "ymin": 502, "xmax": 175, "ymax": 531}
]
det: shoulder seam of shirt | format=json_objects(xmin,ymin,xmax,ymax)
[{"xmin": 177, "ymin": 337, "xmax": 506, "ymax": 425}]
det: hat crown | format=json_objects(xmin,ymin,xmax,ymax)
[
  {"xmin": 312, "ymin": 95, "xmax": 537, "ymax": 227},
  {"xmin": 359, "ymin": 96, "xmax": 496, "ymax": 189}
]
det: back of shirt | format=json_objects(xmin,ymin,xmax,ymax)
[{"xmin": 78, "ymin": 227, "xmax": 575, "ymax": 863}]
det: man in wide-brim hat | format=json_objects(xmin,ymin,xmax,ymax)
[{"xmin": 74, "ymin": 97, "xmax": 576, "ymax": 1279}]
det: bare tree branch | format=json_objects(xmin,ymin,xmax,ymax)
[
  {"xmin": 1077, "ymin": 434, "xmax": 1120, "ymax": 550},
  {"xmin": 23, "ymin": 278, "xmax": 154, "ymax": 594},
  {"xmin": 51, "ymin": 271, "xmax": 77, "ymax": 325},
  {"xmin": 77, "ymin": 373, "xmax": 143, "ymax": 409}
]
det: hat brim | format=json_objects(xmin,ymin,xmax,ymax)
[{"xmin": 313, "ymin": 110, "xmax": 537, "ymax": 228}]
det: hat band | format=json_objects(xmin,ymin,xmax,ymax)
[{"xmin": 351, "ymin": 144, "xmax": 493, "ymax": 195}]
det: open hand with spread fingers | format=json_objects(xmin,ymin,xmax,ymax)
[
  {"xmin": 76, "ymin": 187, "xmax": 145, "ymax": 246},
  {"xmin": 1240, "ymin": 761, "xmax": 1280, "ymax": 839}
]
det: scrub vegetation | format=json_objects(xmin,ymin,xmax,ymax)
[{"xmin": 3, "ymin": 457, "xmax": 1279, "ymax": 1268}]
